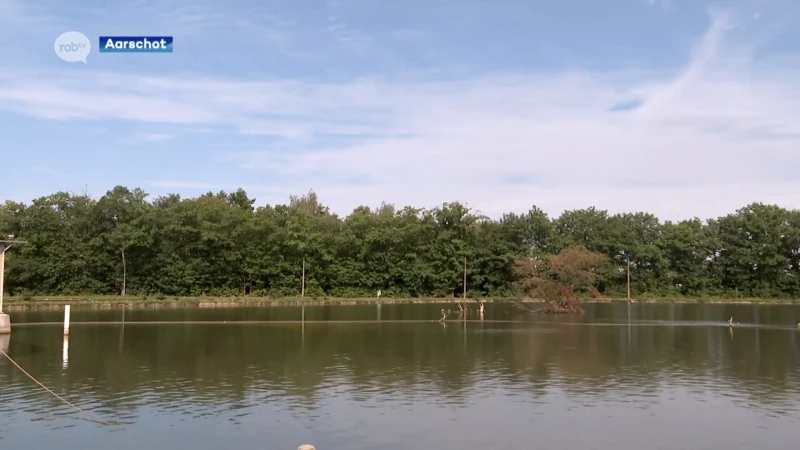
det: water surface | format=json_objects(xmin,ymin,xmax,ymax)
[{"xmin": 1, "ymin": 303, "xmax": 799, "ymax": 450}]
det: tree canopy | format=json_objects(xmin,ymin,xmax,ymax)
[{"xmin": 1, "ymin": 187, "xmax": 799, "ymax": 299}]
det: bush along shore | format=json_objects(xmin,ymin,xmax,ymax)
[{"xmin": 1, "ymin": 187, "xmax": 799, "ymax": 301}]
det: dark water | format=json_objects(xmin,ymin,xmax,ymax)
[{"xmin": 1, "ymin": 303, "xmax": 800, "ymax": 450}]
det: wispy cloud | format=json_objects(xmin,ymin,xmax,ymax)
[
  {"xmin": 146, "ymin": 180, "xmax": 286, "ymax": 195},
  {"xmin": 123, "ymin": 132, "xmax": 176, "ymax": 143},
  {"xmin": 324, "ymin": 17, "xmax": 379, "ymax": 56},
  {"xmin": 0, "ymin": 0, "xmax": 59, "ymax": 27},
  {"xmin": 636, "ymin": 10, "xmax": 732, "ymax": 121},
  {"xmin": 609, "ymin": 99, "xmax": 644, "ymax": 112},
  {"xmin": 5, "ymin": 17, "xmax": 800, "ymax": 220},
  {"xmin": 2, "ymin": 2, "xmax": 800, "ymax": 221},
  {"xmin": 30, "ymin": 165, "xmax": 65, "ymax": 177},
  {"xmin": 646, "ymin": 0, "xmax": 674, "ymax": 11},
  {"xmin": 30, "ymin": 165, "xmax": 97, "ymax": 186},
  {"xmin": 147, "ymin": 180, "xmax": 223, "ymax": 190}
]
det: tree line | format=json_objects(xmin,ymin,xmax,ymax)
[{"xmin": 0, "ymin": 186, "xmax": 798, "ymax": 299}]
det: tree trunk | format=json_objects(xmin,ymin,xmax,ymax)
[{"xmin": 121, "ymin": 248, "xmax": 127, "ymax": 296}]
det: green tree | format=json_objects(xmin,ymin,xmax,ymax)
[
  {"xmin": 2, "ymin": 186, "xmax": 799, "ymax": 302},
  {"xmin": 95, "ymin": 186, "xmax": 150, "ymax": 295}
]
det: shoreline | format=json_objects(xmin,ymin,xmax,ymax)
[{"xmin": 2, "ymin": 295, "xmax": 797, "ymax": 311}]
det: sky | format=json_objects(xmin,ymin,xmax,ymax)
[{"xmin": 0, "ymin": 0, "xmax": 799, "ymax": 221}]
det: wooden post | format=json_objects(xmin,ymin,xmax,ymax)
[
  {"xmin": 64, "ymin": 305, "xmax": 71, "ymax": 336},
  {"xmin": 463, "ymin": 257, "xmax": 467, "ymax": 299},
  {"xmin": 301, "ymin": 257, "xmax": 306, "ymax": 298},
  {"xmin": 626, "ymin": 258, "xmax": 631, "ymax": 301}
]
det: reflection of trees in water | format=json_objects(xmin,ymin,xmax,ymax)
[
  {"xmin": 506, "ymin": 322, "xmax": 800, "ymax": 413},
  {"xmin": 2, "ymin": 318, "xmax": 799, "ymax": 423},
  {"xmin": 2, "ymin": 303, "xmax": 800, "ymax": 421}
]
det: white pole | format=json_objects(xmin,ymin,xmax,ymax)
[
  {"xmin": 64, "ymin": 305, "xmax": 71, "ymax": 336},
  {"xmin": 62, "ymin": 335, "xmax": 69, "ymax": 369}
]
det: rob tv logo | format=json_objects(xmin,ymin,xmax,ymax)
[{"xmin": 54, "ymin": 31, "xmax": 91, "ymax": 63}]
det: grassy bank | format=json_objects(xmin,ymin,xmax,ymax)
[{"xmin": 2, "ymin": 294, "xmax": 797, "ymax": 310}]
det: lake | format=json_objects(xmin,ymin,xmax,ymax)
[{"xmin": 1, "ymin": 302, "xmax": 799, "ymax": 450}]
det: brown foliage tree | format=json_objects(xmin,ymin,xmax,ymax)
[{"xmin": 513, "ymin": 245, "xmax": 608, "ymax": 314}]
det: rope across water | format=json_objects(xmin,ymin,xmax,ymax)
[{"xmin": 0, "ymin": 347, "xmax": 111, "ymax": 426}]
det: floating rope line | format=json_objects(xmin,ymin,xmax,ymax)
[{"xmin": 0, "ymin": 348, "xmax": 110, "ymax": 426}]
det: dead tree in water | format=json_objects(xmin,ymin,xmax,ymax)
[{"xmin": 513, "ymin": 246, "xmax": 608, "ymax": 315}]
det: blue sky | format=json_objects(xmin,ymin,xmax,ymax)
[{"xmin": 0, "ymin": 0, "xmax": 799, "ymax": 220}]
